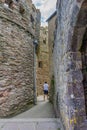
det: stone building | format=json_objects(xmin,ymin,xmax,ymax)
[
  {"xmin": 31, "ymin": 4, "xmax": 41, "ymax": 42},
  {"xmin": 0, "ymin": 0, "xmax": 40, "ymax": 117},
  {"xmin": 46, "ymin": 11, "xmax": 57, "ymax": 101},
  {"xmin": 53, "ymin": 0, "xmax": 87, "ymax": 129},
  {"xmin": 36, "ymin": 27, "xmax": 50, "ymax": 96}
]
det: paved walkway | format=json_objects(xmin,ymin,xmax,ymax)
[
  {"xmin": 0, "ymin": 119, "xmax": 62, "ymax": 130},
  {"xmin": 14, "ymin": 95, "xmax": 55, "ymax": 118},
  {"xmin": 0, "ymin": 96, "xmax": 63, "ymax": 130}
]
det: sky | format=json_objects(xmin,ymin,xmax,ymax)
[{"xmin": 32, "ymin": 0, "xmax": 57, "ymax": 26}]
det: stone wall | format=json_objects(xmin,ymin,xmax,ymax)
[
  {"xmin": 54, "ymin": 0, "xmax": 87, "ymax": 129},
  {"xmin": 48, "ymin": 12, "xmax": 57, "ymax": 82},
  {"xmin": 31, "ymin": 4, "xmax": 41, "ymax": 40},
  {"xmin": 35, "ymin": 9, "xmax": 41, "ymax": 43},
  {"xmin": 36, "ymin": 27, "xmax": 50, "ymax": 95},
  {"xmin": 0, "ymin": 0, "xmax": 40, "ymax": 117},
  {"xmin": 47, "ymin": 12, "xmax": 57, "ymax": 102}
]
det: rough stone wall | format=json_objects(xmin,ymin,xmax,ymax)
[
  {"xmin": 48, "ymin": 14, "xmax": 57, "ymax": 102},
  {"xmin": 48, "ymin": 14, "xmax": 57, "ymax": 80},
  {"xmin": 54, "ymin": 0, "xmax": 87, "ymax": 129},
  {"xmin": 0, "ymin": 0, "xmax": 40, "ymax": 117},
  {"xmin": 36, "ymin": 27, "xmax": 50, "ymax": 95},
  {"xmin": 35, "ymin": 9, "xmax": 41, "ymax": 43},
  {"xmin": 31, "ymin": 4, "xmax": 41, "ymax": 40}
]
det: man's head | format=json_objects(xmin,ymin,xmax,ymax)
[{"xmin": 45, "ymin": 82, "xmax": 47, "ymax": 83}]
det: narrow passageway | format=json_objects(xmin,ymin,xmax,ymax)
[
  {"xmin": 13, "ymin": 96, "xmax": 55, "ymax": 118},
  {"xmin": 0, "ymin": 96, "xmax": 63, "ymax": 130}
]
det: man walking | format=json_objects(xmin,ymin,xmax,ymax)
[{"xmin": 43, "ymin": 82, "xmax": 49, "ymax": 101}]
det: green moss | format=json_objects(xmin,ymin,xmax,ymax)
[{"xmin": 58, "ymin": 128, "xmax": 61, "ymax": 130}]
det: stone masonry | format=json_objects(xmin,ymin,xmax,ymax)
[
  {"xmin": 47, "ymin": 11, "xmax": 57, "ymax": 103},
  {"xmin": 47, "ymin": 11, "xmax": 57, "ymax": 84},
  {"xmin": 54, "ymin": 0, "xmax": 87, "ymax": 130},
  {"xmin": 0, "ymin": 0, "xmax": 40, "ymax": 117},
  {"xmin": 36, "ymin": 27, "xmax": 50, "ymax": 96}
]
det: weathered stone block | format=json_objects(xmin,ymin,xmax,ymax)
[
  {"xmin": 0, "ymin": 1, "xmax": 41, "ymax": 117},
  {"xmin": 54, "ymin": 0, "xmax": 87, "ymax": 129}
]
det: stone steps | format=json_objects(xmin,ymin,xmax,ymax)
[{"xmin": 0, "ymin": 118, "xmax": 63, "ymax": 130}]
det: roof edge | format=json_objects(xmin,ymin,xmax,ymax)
[{"xmin": 46, "ymin": 10, "xmax": 57, "ymax": 22}]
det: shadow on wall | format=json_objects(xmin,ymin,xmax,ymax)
[{"xmin": 49, "ymin": 75, "xmax": 55, "ymax": 103}]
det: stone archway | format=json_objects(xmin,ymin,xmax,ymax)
[{"xmin": 71, "ymin": 0, "xmax": 87, "ymax": 121}]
